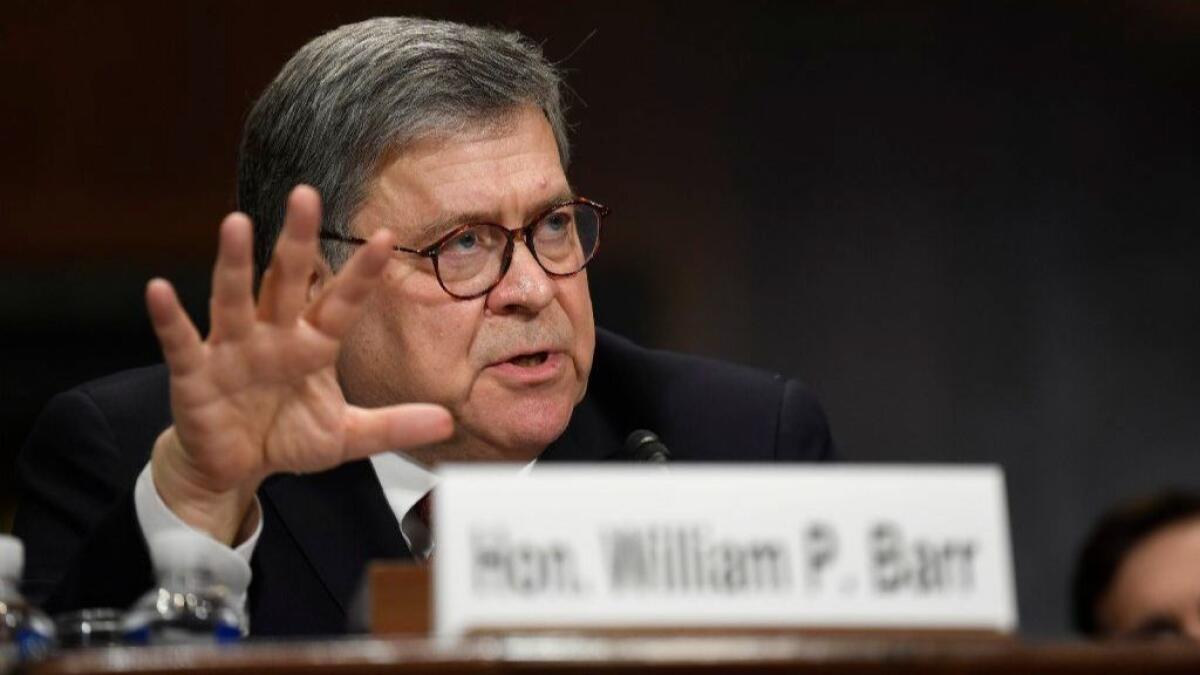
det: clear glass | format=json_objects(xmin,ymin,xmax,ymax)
[
  {"xmin": 121, "ymin": 569, "xmax": 245, "ymax": 645},
  {"xmin": 0, "ymin": 576, "xmax": 56, "ymax": 662}
]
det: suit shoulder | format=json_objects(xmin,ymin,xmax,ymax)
[
  {"xmin": 591, "ymin": 329, "xmax": 831, "ymax": 461},
  {"xmin": 74, "ymin": 364, "xmax": 170, "ymax": 407},
  {"xmin": 594, "ymin": 328, "xmax": 785, "ymax": 393},
  {"xmin": 30, "ymin": 365, "xmax": 172, "ymax": 468},
  {"xmin": 15, "ymin": 366, "xmax": 168, "ymax": 609}
]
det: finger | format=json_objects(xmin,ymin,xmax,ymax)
[
  {"xmin": 342, "ymin": 403, "xmax": 454, "ymax": 460},
  {"xmin": 258, "ymin": 185, "xmax": 320, "ymax": 326},
  {"xmin": 146, "ymin": 278, "xmax": 204, "ymax": 377},
  {"xmin": 304, "ymin": 228, "xmax": 395, "ymax": 340},
  {"xmin": 208, "ymin": 213, "xmax": 257, "ymax": 342}
]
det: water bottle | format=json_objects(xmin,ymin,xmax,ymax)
[
  {"xmin": 121, "ymin": 531, "xmax": 246, "ymax": 645},
  {"xmin": 54, "ymin": 608, "xmax": 124, "ymax": 648},
  {"xmin": 0, "ymin": 535, "xmax": 56, "ymax": 663}
]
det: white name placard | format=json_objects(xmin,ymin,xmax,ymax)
[{"xmin": 432, "ymin": 465, "xmax": 1016, "ymax": 638}]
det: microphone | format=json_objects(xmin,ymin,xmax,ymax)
[{"xmin": 623, "ymin": 429, "xmax": 672, "ymax": 464}]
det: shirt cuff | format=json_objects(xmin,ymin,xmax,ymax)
[{"xmin": 133, "ymin": 462, "xmax": 261, "ymax": 601}]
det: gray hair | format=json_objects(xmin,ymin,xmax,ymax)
[{"xmin": 236, "ymin": 17, "xmax": 570, "ymax": 276}]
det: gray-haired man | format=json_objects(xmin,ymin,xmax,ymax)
[{"xmin": 16, "ymin": 17, "xmax": 833, "ymax": 636}]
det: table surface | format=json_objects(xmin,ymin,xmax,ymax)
[{"xmin": 24, "ymin": 634, "xmax": 1200, "ymax": 675}]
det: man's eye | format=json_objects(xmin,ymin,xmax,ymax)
[
  {"xmin": 441, "ymin": 226, "xmax": 495, "ymax": 256},
  {"xmin": 540, "ymin": 211, "xmax": 573, "ymax": 236},
  {"xmin": 449, "ymin": 231, "xmax": 478, "ymax": 251}
]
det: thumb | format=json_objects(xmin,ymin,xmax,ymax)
[{"xmin": 342, "ymin": 403, "xmax": 453, "ymax": 460}]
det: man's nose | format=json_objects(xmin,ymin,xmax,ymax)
[{"xmin": 485, "ymin": 240, "xmax": 554, "ymax": 314}]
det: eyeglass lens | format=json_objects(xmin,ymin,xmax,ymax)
[{"xmin": 435, "ymin": 203, "xmax": 601, "ymax": 297}]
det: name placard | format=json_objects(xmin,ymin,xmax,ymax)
[{"xmin": 432, "ymin": 465, "xmax": 1016, "ymax": 637}]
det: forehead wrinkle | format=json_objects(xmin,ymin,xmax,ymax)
[
  {"xmin": 369, "ymin": 107, "xmax": 571, "ymax": 244},
  {"xmin": 414, "ymin": 182, "xmax": 575, "ymax": 245}
]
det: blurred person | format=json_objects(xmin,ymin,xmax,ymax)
[
  {"xmin": 13, "ymin": 17, "xmax": 833, "ymax": 636},
  {"xmin": 1072, "ymin": 490, "xmax": 1200, "ymax": 641}
]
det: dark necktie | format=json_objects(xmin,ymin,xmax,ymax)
[
  {"xmin": 413, "ymin": 490, "xmax": 434, "ymax": 531},
  {"xmin": 407, "ymin": 490, "xmax": 436, "ymax": 561}
]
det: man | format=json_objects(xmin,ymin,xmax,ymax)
[
  {"xmin": 15, "ymin": 17, "xmax": 833, "ymax": 636},
  {"xmin": 1073, "ymin": 491, "xmax": 1200, "ymax": 642}
]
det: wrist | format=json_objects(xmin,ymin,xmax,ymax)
[{"xmin": 150, "ymin": 427, "xmax": 261, "ymax": 546}]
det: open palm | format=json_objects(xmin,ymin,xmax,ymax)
[{"xmin": 144, "ymin": 186, "xmax": 451, "ymax": 543}]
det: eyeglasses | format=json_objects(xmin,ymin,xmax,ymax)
[{"xmin": 319, "ymin": 197, "xmax": 608, "ymax": 300}]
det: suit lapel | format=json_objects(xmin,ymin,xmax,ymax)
[
  {"xmin": 257, "ymin": 385, "xmax": 625, "ymax": 611},
  {"xmin": 261, "ymin": 460, "xmax": 411, "ymax": 613}
]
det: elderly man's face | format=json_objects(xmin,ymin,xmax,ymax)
[
  {"xmin": 1098, "ymin": 516, "xmax": 1200, "ymax": 641},
  {"xmin": 332, "ymin": 105, "xmax": 594, "ymax": 464}
]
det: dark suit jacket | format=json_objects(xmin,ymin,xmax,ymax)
[{"xmin": 14, "ymin": 328, "xmax": 833, "ymax": 636}]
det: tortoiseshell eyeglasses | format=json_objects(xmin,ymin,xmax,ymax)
[{"xmin": 319, "ymin": 197, "xmax": 608, "ymax": 300}]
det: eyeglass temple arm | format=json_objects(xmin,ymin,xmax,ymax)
[{"xmin": 318, "ymin": 230, "xmax": 424, "ymax": 255}]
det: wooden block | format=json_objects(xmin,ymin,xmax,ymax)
[{"xmin": 367, "ymin": 562, "xmax": 431, "ymax": 635}]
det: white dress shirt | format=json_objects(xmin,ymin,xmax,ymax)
[{"xmin": 132, "ymin": 452, "xmax": 440, "ymax": 615}]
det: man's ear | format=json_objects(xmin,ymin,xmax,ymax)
[{"xmin": 309, "ymin": 257, "xmax": 333, "ymax": 302}]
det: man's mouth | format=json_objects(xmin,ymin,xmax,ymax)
[
  {"xmin": 487, "ymin": 350, "xmax": 564, "ymax": 383},
  {"xmin": 507, "ymin": 351, "xmax": 550, "ymax": 367}
]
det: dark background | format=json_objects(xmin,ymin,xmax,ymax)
[{"xmin": 2, "ymin": 1, "xmax": 1198, "ymax": 637}]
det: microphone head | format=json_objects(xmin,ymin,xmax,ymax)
[
  {"xmin": 624, "ymin": 429, "xmax": 659, "ymax": 453},
  {"xmin": 623, "ymin": 429, "xmax": 671, "ymax": 463}
]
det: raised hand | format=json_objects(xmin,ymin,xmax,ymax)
[{"xmin": 144, "ymin": 186, "xmax": 452, "ymax": 545}]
